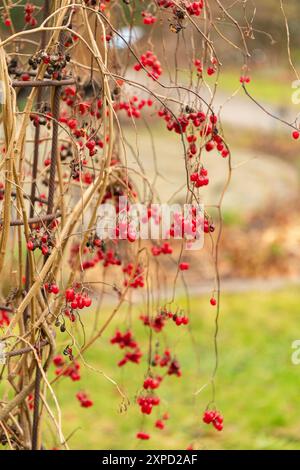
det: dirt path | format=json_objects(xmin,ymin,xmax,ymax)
[{"xmin": 125, "ymin": 127, "xmax": 299, "ymax": 212}]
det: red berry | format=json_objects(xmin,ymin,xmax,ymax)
[
  {"xmin": 27, "ymin": 240, "xmax": 35, "ymax": 251},
  {"xmin": 179, "ymin": 262, "xmax": 189, "ymax": 271},
  {"xmin": 71, "ymin": 300, "xmax": 78, "ymax": 310},
  {"xmin": 65, "ymin": 288, "xmax": 75, "ymax": 302},
  {"xmin": 51, "ymin": 284, "xmax": 59, "ymax": 295},
  {"xmin": 210, "ymin": 297, "xmax": 217, "ymax": 306},
  {"xmin": 41, "ymin": 245, "xmax": 49, "ymax": 256},
  {"xmin": 136, "ymin": 432, "xmax": 150, "ymax": 440},
  {"xmin": 292, "ymin": 130, "xmax": 299, "ymax": 140},
  {"xmin": 21, "ymin": 73, "xmax": 30, "ymax": 81},
  {"xmin": 53, "ymin": 355, "xmax": 64, "ymax": 367},
  {"xmin": 155, "ymin": 420, "xmax": 165, "ymax": 430}
]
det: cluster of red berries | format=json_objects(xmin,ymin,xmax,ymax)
[
  {"xmin": 76, "ymin": 392, "xmax": 93, "ymax": 408},
  {"xmin": 110, "ymin": 329, "xmax": 143, "ymax": 367},
  {"xmin": 64, "ymin": 32, "xmax": 78, "ymax": 49},
  {"xmin": 61, "ymin": 86, "xmax": 76, "ymax": 106},
  {"xmin": 153, "ymin": 349, "xmax": 182, "ymax": 377},
  {"xmin": 186, "ymin": 134, "xmax": 197, "ymax": 158},
  {"xmin": 158, "ymin": 109, "xmax": 221, "ymax": 148},
  {"xmin": 140, "ymin": 311, "xmax": 170, "ymax": 332},
  {"xmin": 27, "ymin": 394, "xmax": 34, "ymax": 411},
  {"xmin": 151, "ymin": 242, "xmax": 173, "ymax": 257},
  {"xmin": 137, "ymin": 395, "xmax": 160, "ymax": 415},
  {"xmin": 141, "ymin": 308, "xmax": 189, "ymax": 332},
  {"xmin": 69, "ymin": 242, "xmax": 121, "ymax": 272},
  {"xmin": 27, "ymin": 230, "xmax": 54, "ymax": 257},
  {"xmin": 204, "ymin": 217, "xmax": 215, "ymax": 234},
  {"xmin": 0, "ymin": 310, "xmax": 10, "ymax": 327},
  {"xmin": 142, "ymin": 11, "xmax": 157, "ymax": 25},
  {"xmin": 157, "ymin": 0, "xmax": 175, "ymax": 7},
  {"xmin": 203, "ymin": 409, "xmax": 224, "ymax": 431},
  {"xmin": 24, "ymin": 3, "xmax": 37, "ymax": 27},
  {"xmin": 117, "ymin": 97, "xmax": 153, "ymax": 119},
  {"xmin": 53, "ymin": 355, "xmax": 81, "ymax": 382},
  {"xmin": 240, "ymin": 75, "xmax": 251, "ymax": 84},
  {"xmin": 167, "ymin": 208, "xmax": 203, "ymax": 242},
  {"xmin": 190, "ymin": 167, "xmax": 209, "ymax": 187},
  {"xmin": 29, "ymin": 49, "xmax": 70, "ymax": 80},
  {"xmin": 186, "ymin": 1, "xmax": 204, "ymax": 16},
  {"xmin": 158, "ymin": 108, "xmax": 190, "ymax": 134},
  {"xmin": 62, "ymin": 88, "xmax": 103, "ymax": 120},
  {"xmin": 118, "ymin": 349, "xmax": 143, "ymax": 367},
  {"xmin": 44, "ymin": 283, "xmax": 60, "ymax": 295},
  {"xmin": 157, "ymin": 0, "xmax": 203, "ymax": 16},
  {"xmin": 123, "ymin": 263, "xmax": 145, "ymax": 289},
  {"xmin": 65, "ymin": 287, "xmax": 92, "ymax": 311},
  {"xmin": 143, "ymin": 375, "xmax": 162, "ymax": 390},
  {"xmin": 110, "ymin": 330, "xmax": 137, "ymax": 349},
  {"xmin": 30, "ymin": 103, "xmax": 52, "ymax": 128},
  {"xmin": 134, "ymin": 51, "xmax": 162, "ymax": 81},
  {"xmin": 194, "ymin": 58, "xmax": 203, "ymax": 74},
  {"xmin": 207, "ymin": 57, "xmax": 218, "ymax": 76},
  {"xmin": 0, "ymin": 182, "xmax": 4, "ymax": 201},
  {"xmin": 172, "ymin": 313, "xmax": 189, "ymax": 326}
]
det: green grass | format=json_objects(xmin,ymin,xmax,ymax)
[
  {"xmin": 44, "ymin": 287, "xmax": 300, "ymax": 450},
  {"xmin": 181, "ymin": 67, "xmax": 294, "ymax": 107},
  {"xmin": 214, "ymin": 68, "xmax": 293, "ymax": 107}
]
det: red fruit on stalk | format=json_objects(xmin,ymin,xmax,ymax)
[
  {"xmin": 213, "ymin": 420, "xmax": 223, "ymax": 431},
  {"xmin": 205, "ymin": 141, "xmax": 214, "ymax": 152},
  {"xmin": 292, "ymin": 130, "xmax": 300, "ymax": 140},
  {"xmin": 136, "ymin": 432, "xmax": 150, "ymax": 440},
  {"xmin": 210, "ymin": 297, "xmax": 217, "ymax": 306},
  {"xmin": 179, "ymin": 262, "xmax": 189, "ymax": 271},
  {"xmin": 155, "ymin": 420, "xmax": 165, "ymax": 430},
  {"xmin": 27, "ymin": 240, "xmax": 35, "ymax": 251},
  {"xmin": 53, "ymin": 355, "xmax": 64, "ymax": 367},
  {"xmin": 70, "ymin": 300, "xmax": 78, "ymax": 310},
  {"xmin": 65, "ymin": 288, "xmax": 75, "ymax": 302},
  {"xmin": 203, "ymin": 410, "xmax": 215, "ymax": 424},
  {"xmin": 207, "ymin": 67, "xmax": 215, "ymax": 76},
  {"xmin": 21, "ymin": 73, "xmax": 30, "ymax": 81},
  {"xmin": 84, "ymin": 297, "xmax": 92, "ymax": 308},
  {"xmin": 41, "ymin": 245, "xmax": 49, "ymax": 256},
  {"xmin": 76, "ymin": 296, "xmax": 85, "ymax": 310},
  {"xmin": 51, "ymin": 284, "xmax": 59, "ymax": 295}
]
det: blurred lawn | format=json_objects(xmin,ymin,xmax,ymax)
[
  {"xmin": 213, "ymin": 68, "xmax": 293, "ymax": 107},
  {"xmin": 47, "ymin": 287, "xmax": 300, "ymax": 450}
]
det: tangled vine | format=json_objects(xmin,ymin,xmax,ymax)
[{"xmin": 0, "ymin": 0, "xmax": 298, "ymax": 450}]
